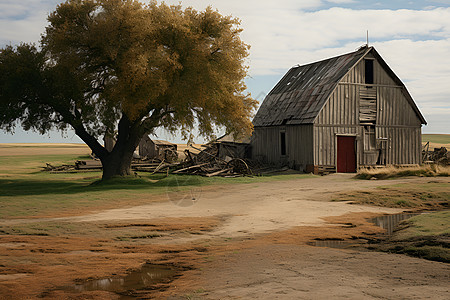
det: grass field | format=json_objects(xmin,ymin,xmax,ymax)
[
  {"xmin": 0, "ymin": 144, "xmax": 312, "ymax": 219},
  {"xmin": 422, "ymin": 134, "xmax": 450, "ymax": 149},
  {"xmin": 422, "ymin": 134, "xmax": 450, "ymax": 145}
]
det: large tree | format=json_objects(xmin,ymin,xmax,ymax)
[{"xmin": 0, "ymin": 0, "xmax": 256, "ymax": 179}]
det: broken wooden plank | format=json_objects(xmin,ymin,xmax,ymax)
[
  {"xmin": 173, "ymin": 163, "xmax": 209, "ymax": 174},
  {"xmin": 205, "ymin": 168, "xmax": 232, "ymax": 177}
]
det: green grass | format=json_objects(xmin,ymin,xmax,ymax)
[
  {"xmin": 422, "ymin": 134, "xmax": 450, "ymax": 145},
  {"xmin": 379, "ymin": 211, "xmax": 450, "ymax": 263},
  {"xmin": 394, "ymin": 211, "xmax": 450, "ymax": 239},
  {"xmin": 335, "ymin": 182, "xmax": 449, "ymax": 209},
  {"xmin": 0, "ymin": 152, "xmax": 314, "ymax": 219},
  {"xmin": 0, "ymin": 154, "xmax": 90, "ymax": 175}
]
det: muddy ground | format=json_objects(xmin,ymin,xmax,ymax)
[{"xmin": 0, "ymin": 174, "xmax": 449, "ymax": 299}]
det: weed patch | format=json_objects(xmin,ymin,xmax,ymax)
[
  {"xmin": 356, "ymin": 165, "xmax": 450, "ymax": 180},
  {"xmin": 337, "ymin": 182, "xmax": 449, "ymax": 210}
]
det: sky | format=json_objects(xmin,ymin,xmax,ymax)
[{"xmin": 0, "ymin": 0, "xmax": 449, "ymax": 144}]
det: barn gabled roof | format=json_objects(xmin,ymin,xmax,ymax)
[{"xmin": 252, "ymin": 46, "xmax": 426, "ymax": 126}]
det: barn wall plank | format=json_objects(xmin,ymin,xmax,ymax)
[{"xmin": 251, "ymin": 125, "xmax": 314, "ymax": 169}]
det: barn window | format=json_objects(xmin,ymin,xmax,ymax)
[
  {"xmin": 365, "ymin": 59, "xmax": 374, "ymax": 84},
  {"xmin": 280, "ymin": 131, "xmax": 287, "ymax": 156}
]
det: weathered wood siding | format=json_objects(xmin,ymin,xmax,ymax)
[
  {"xmin": 315, "ymin": 84, "xmax": 359, "ymax": 125},
  {"xmin": 376, "ymin": 127, "xmax": 422, "ymax": 164},
  {"xmin": 251, "ymin": 125, "xmax": 313, "ymax": 168},
  {"xmin": 313, "ymin": 125, "xmax": 361, "ymax": 166},
  {"xmin": 341, "ymin": 53, "xmax": 397, "ymax": 86},
  {"xmin": 377, "ymin": 87, "xmax": 422, "ymax": 126},
  {"xmin": 315, "ymin": 55, "xmax": 422, "ymax": 167},
  {"xmin": 286, "ymin": 125, "xmax": 314, "ymax": 168}
]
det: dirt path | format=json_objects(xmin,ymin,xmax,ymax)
[
  {"xmin": 0, "ymin": 174, "xmax": 406, "ymax": 230},
  {"xmin": 0, "ymin": 174, "xmax": 448, "ymax": 299},
  {"xmin": 187, "ymin": 244, "xmax": 449, "ymax": 300}
]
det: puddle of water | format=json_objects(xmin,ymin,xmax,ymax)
[
  {"xmin": 312, "ymin": 239, "xmax": 368, "ymax": 250},
  {"xmin": 64, "ymin": 264, "xmax": 176, "ymax": 295},
  {"xmin": 312, "ymin": 213, "xmax": 423, "ymax": 250},
  {"xmin": 370, "ymin": 213, "xmax": 420, "ymax": 235}
]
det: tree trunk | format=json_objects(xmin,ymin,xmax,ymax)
[
  {"xmin": 101, "ymin": 149, "xmax": 135, "ymax": 180},
  {"xmin": 72, "ymin": 114, "xmax": 146, "ymax": 180},
  {"xmin": 100, "ymin": 130, "xmax": 142, "ymax": 180}
]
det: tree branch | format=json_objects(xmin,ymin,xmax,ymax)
[{"xmin": 52, "ymin": 101, "xmax": 108, "ymax": 158}]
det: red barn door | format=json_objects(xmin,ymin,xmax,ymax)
[{"xmin": 337, "ymin": 136, "xmax": 356, "ymax": 173}]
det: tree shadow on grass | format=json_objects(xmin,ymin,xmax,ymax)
[{"xmin": 0, "ymin": 174, "xmax": 209, "ymax": 197}]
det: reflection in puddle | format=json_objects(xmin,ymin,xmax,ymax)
[
  {"xmin": 370, "ymin": 213, "xmax": 420, "ymax": 235},
  {"xmin": 312, "ymin": 239, "xmax": 368, "ymax": 250},
  {"xmin": 312, "ymin": 213, "xmax": 423, "ymax": 250},
  {"xmin": 66, "ymin": 264, "xmax": 176, "ymax": 295}
]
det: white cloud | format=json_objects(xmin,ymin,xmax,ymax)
[
  {"xmin": 0, "ymin": 0, "xmax": 60, "ymax": 46},
  {"xmin": 160, "ymin": 0, "xmax": 323, "ymax": 15},
  {"xmin": 373, "ymin": 39, "xmax": 450, "ymax": 116},
  {"xmin": 236, "ymin": 7, "xmax": 450, "ymax": 75},
  {"xmin": 326, "ymin": 0, "xmax": 355, "ymax": 3}
]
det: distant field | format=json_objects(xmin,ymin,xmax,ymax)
[
  {"xmin": 0, "ymin": 143, "xmax": 204, "ymax": 158},
  {"xmin": 0, "ymin": 143, "xmax": 90, "ymax": 156},
  {"xmin": 422, "ymin": 134, "xmax": 450, "ymax": 148}
]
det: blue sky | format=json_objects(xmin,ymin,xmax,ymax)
[{"xmin": 1, "ymin": 0, "xmax": 449, "ymax": 143}]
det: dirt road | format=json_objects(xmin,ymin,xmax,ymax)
[{"xmin": 0, "ymin": 174, "xmax": 449, "ymax": 299}]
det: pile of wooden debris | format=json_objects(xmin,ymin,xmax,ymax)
[
  {"xmin": 42, "ymin": 141, "xmax": 261, "ymax": 177},
  {"xmin": 422, "ymin": 144, "xmax": 449, "ymax": 165},
  {"xmin": 175, "ymin": 143, "xmax": 254, "ymax": 177},
  {"xmin": 42, "ymin": 159, "xmax": 180, "ymax": 174}
]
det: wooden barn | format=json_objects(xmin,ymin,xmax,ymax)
[{"xmin": 251, "ymin": 46, "xmax": 427, "ymax": 173}]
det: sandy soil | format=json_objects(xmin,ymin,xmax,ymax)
[
  {"xmin": 0, "ymin": 175, "xmax": 449, "ymax": 299},
  {"xmin": 185, "ymin": 244, "xmax": 449, "ymax": 300}
]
